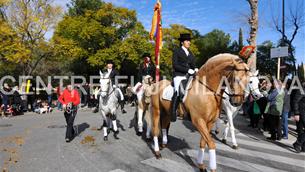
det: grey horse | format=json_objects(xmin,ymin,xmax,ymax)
[{"xmin": 99, "ymin": 71, "xmax": 121, "ymax": 141}]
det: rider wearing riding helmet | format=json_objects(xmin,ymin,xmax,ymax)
[
  {"xmin": 138, "ymin": 53, "xmax": 156, "ymax": 82},
  {"xmin": 172, "ymin": 33, "xmax": 197, "ymax": 122},
  {"xmin": 103, "ymin": 60, "xmax": 126, "ymax": 113}
]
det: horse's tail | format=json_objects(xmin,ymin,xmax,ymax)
[
  {"xmin": 151, "ymin": 82, "xmax": 161, "ymax": 137},
  {"xmin": 150, "ymin": 80, "xmax": 171, "ymax": 137}
]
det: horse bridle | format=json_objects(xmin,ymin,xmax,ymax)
[
  {"xmin": 100, "ymin": 78, "xmax": 115, "ymax": 100},
  {"xmin": 194, "ymin": 67, "xmax": 250, "ymax": 99}
]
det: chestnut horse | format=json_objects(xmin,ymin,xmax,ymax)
[{"xmin": 150, "ymin": 54, "xmax": 250, "ymax": 172}]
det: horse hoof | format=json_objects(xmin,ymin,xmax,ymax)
[
  {"xmin": 232, "ymin": 145, "xmax": 239, "ymax": 149},
  {"xmin": 137, "ymin": 131, "xmax": 143, "ymax": 136},
  {"xmin": 222, "ymin": 139, "xmax": 227, "ymax": 144},
  {"xmin": 114, "ymin": 131, "xmax": 119, "ymax": 140},
  {"xmin": 104, "ymin": 136, "xmax": 108, "ymax": 141},
  {"xmin": 155, "ymin": 151, "xmax": 162, "ymax": 159},
  {"xmin": 161, "ymin": 144, "xmax": 167, "ymax": 149},
  {"xmin": 197, "ymin": 163, "xmax": 207, "ymax": 171},
  {"xmin": 145, "ymin": 137, "xmax": 152, "ymax": 142},
  {"xmin": 199, "ymin": 168, "xmax": 207, "ymax": 172}
]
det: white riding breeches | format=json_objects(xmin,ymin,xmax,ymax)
[{"xmin": 173, "ymin": 76, "xmax": 186, "ymax": 96}]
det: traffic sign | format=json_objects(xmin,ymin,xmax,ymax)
[{"xmin": 271, "ymin": 46, "xmax": 288, "ymax": 58}]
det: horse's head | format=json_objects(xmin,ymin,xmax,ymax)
[
  {"xmin": 99, "ymin": 70, "xmax": 111, "ymax": 98},
  {"xmin": 227, "ymin": 58, "xmax": 250, "ymax": 107},
  {"xmin": 246, "ymin": 70, "xmax": 263, "ymax": 100},
  {"xmin": 143, "ymin": 75, "xmax": 153, "ymax": 85}
]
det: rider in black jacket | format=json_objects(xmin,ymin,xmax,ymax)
[{"xmin": 171, "ymin": 33, "xmax": 197, "ymax": 122}]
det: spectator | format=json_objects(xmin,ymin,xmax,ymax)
[
  {"xmin": 82, "ymin": 83, "xmax": 90, "ymax": 108},
  {"xmin": 56, "ymin": 86, "xmax": 63, "ymax": 111},
  {"xmin": 266, "ymin": 80, "xmax": 285, "ymax": 141},
  {"xmin": 58, "ymin": 84, "xmax": 80, "ymax": 142},
  {"xmin": 0, "ymin": 83, "xmax": 11, "ymax": 117},
  {"xmin": 282, "ymin": 82, "xmax": 291, "ymax": 139},
  {"xmin": 291, "ymin": 82, "xmax": 305, "ymax": 153}
]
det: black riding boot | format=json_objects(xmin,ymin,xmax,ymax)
[{"xmin": 171, "ymin": 92, "xmax": 179, "ymax": 122}]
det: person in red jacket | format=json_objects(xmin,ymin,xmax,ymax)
[{"xmin": 58, "ymin": 84, "xmax": 80, "ymax": 142}]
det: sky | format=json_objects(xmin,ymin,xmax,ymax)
[{"xmin": 52, "ymin": 0, "xmax": 305, "ymax": 65}]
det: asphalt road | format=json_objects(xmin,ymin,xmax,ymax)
[{"xmin": 1, "ymin": 104, "xmax": 305, "ymax": 172}]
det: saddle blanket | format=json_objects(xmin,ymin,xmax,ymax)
[
  {"xmin": 162, "ymin": 77, "xmax": 193, "ymax": 102},
  {"xmin": 162, "ymin": 85, "xmax": 174, "ymax": 101}
]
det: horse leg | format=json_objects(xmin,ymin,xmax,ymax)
[
  {"xmin": 111, "ymin": 114, "xmax": 119, "ymax": 140},
  {"xmin": 197, "ymin": 137, "xmax": 207, "ymax": 171},
  {"xmin": 107, "ymin": 116, "xmax": 112, "ymax": 130},
  {"xmin": 160, "ymin": 111, "xmax": 171, "ymax": 148},
  {"xmin": 152, "ymin": 105, "xmax": 161, "ymax": 159},
  {"xmin": 102, "ymin": 120, "xmax": 109, "ymax": 141},
  {"xmin": 229, "ymin": 111, "xmax": 238, "ymax": 149},
  {"xmin": 144, "ymin": 103, "xmax": 152, "ymax": 141},
  {"xmin": 222, "ymin": 120, "xmax": 229, "ymax": 144},
  {"xmin": 100, "ymin": 111, "xmax": 108, "ymax": 141},
  {"xmin": 193, "ymin": 118, "xmax": 217, "ymax": 172},
  {"xmin": 137, "ymin": 102, "xmax": 144, "ymax": 135}
]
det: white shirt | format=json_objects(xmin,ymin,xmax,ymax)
[{"xmin": 182, "ymin": 46, "xmax": 189, "ymax": 56}]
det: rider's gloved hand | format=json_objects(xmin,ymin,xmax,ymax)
[{"xmin": 188, "ymin": 69, "xmax": 195, "ymax": 75}]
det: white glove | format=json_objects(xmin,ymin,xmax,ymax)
[
  {"xmin": 194, "ymin": 68, "xmax": 199, "ymax": 72},
  {"xmin": 188, "ymin": 69, "xmax": 195, "ymax": 75}
]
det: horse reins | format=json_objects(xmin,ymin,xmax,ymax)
[{"xmin": 194, "ymin": 67, "xmax": 249, "ymax": 99}]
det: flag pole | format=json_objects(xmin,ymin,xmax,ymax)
[{"xmin": 155, "ymin": 0, "xmax": 161, "ymax": 82}]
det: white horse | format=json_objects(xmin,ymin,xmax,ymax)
[
  {"xmin": 99, "ymin": 71, "xmax": 120, "ymax": 141},
  {"xmin": 132, "ymin": 75, "xmax": 153, "ymax": 140},
  {"xmin": 221, "ymin": 70, "xmax": 263, "ymax": 149}
]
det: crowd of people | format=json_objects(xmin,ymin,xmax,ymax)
[{"xmin": 243, "ymin": 78, "xmax": 305, "ymax": 153}]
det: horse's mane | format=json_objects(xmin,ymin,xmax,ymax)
[{"xmin": 198, "ymin": 53, "xmax": 245, "ymax": 76}]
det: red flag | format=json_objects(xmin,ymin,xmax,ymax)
[{"xmin": 150, "ymin": 1, "xmax": 162, "ymax": 81}]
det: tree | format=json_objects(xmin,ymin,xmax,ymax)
[
  {"xmin": 4, "ymin": 0, "xmax": 62, "ymax": 75},
  {"xmin": 256, "ymin": 41, "xmax": 277, "ymax": 76},
  {"xmin": 238, "ymin": 28, "xmax": 244, "ymax": 50},
  {"xmin": 246, "ymin": 0, "xmax": 258, "ymax": 71},
  {"xmin": 53, "ymin": 2, "xmax": 151, "ymax": 77},
  {"xmin": 67, "ymin": 0, "xmax": 104, "ymax": 16},
  {"xmin": 271, "ymin": 0, "xmax": 304, "ymax": 75},
  {"xmin": 195, "ymin": 29, "xmax": 231, "ymax": 66}
]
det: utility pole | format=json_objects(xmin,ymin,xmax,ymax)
[
  {"xmin": 282, "ymin": 0, "xmax": 285, "ymax": 42},
  {"xmin": 277, "ymin": 0, "xmax": 285, "ymax": 79}
]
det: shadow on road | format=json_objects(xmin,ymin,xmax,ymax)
[{"xmin": 75, "ymin": 122, "xmax": 90, "ymax": 136}]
